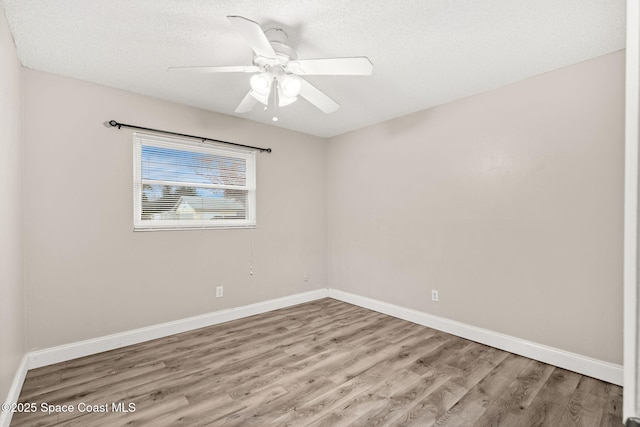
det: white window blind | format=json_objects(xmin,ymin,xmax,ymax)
[{"xmin": 133, "ymin": 132, "xmax": 256, "ymax": 230}]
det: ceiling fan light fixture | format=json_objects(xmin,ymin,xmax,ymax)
[
  {"xmin": 279, "ymin": 74, "xmax": 302, "ymax": 98},
  {"xmin": 250, "ymin": 73, "xmax": 271, "ymax": 96},
  {"xmin": 171, "ymin": 16, "xmax": 373, "ymax": 118},
  {"xmin": 278, "ymin": 94, "xmax": 297, "ymax": 107}
]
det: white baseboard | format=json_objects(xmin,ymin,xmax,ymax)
[
  {"xmin": 328, "ymin": 289, "xmax": 623, "ymax": 386},
  {"xmin": 18, "ymin": 287, "xmax": 621, "ymax": 394},
  {"xmin": 0, "ymin": 355, "xmax": 29, "ymax": 427},
  {"xmin": 27, "ymin": 289, "xmax": 329, "ymax": 370}
]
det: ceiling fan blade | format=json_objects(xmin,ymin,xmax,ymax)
[
  {"xmin": 235, "ymin": 91, "xmax": 258, "ymax": 113},
  {"xmin": 227, "ymin": 15, "xmax": 277, "ymax": 60},
  {"xmin": 299, "ymin": 79, "xmax": 339, "ymax": 113},
  {"xmin": 287, "ymin": 57, "xmax": 373, "ymax": 76},
  {"xmin": 168, "ymin": 65, "xmax": 260, "ymax": 73}
]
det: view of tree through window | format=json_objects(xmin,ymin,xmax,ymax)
[{"xmin": 133, "ymin": 134, "xmax": 256, "ymax": 230}]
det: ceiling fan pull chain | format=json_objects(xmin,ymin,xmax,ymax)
[{"xmin": 271, "ymin": 77, "xmax": 279, "ymax": 122}]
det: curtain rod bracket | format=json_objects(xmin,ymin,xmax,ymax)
[{"xmin": 107, "ymin": 120, "xmax": 272, "ymax": 153}]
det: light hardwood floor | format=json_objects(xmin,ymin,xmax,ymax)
[{"xmin": 11, "ymin": 298, "xmax": 622, "ymax": 426}]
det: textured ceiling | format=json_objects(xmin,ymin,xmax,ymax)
[{"xmin": 1, "ymin": 0, "xmax": 626, "ymax": 138}]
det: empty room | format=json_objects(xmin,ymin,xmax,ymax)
[{"xmin": 1, "ymin": 1, "xmax": 639, "ymax": 426}]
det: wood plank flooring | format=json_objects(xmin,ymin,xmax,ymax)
[{"xmin": 10, "ymin": 298, "xmax": 622, "ymax": 426}]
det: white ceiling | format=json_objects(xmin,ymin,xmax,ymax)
[{"xmin": 1, "ymin": 0, "xmax": 626, "ymax": 138}]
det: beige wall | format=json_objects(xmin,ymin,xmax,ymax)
[
  {"xmin": 16, "ymin": 48, "xmax": 625, "ymax": 367},
  {"xmin": 23, "ymin": 70, "xmax": 327, "ymax": 350},
  {"xmin": 327, "ymin": 51, "xmax": 625, "ymax": 364},
  {"xmin": 0, "ymin": 8, "xmax": 25, "ymax": 401}
]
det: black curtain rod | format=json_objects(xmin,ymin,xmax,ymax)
[{"xmin": 107, "ymin": 120, "xmax": 272, "ymax": 153}]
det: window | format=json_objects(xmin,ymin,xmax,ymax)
[{"xmin": 133, "ymin": 132, "xmax": 256, "ymax": 230}]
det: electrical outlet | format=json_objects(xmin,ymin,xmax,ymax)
[
  {"xmin": 431, "ymin": 290, "xmax": 439, "ymax": 302},
  {"xmin": 216, "ymin": 286, "xmax": 224, "ymax": 298},
  {"xmin": 304, "ymin": 273, "xmax": 310, "ymax": 282}
]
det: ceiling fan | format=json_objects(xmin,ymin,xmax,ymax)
[{"xmin": 168, "ymin": 15, "xmax": 373, "ymax": 121}]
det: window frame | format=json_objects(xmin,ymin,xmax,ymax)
[{"xmin": 133, "ymin": 132, "xmax": 256, "ymax": 231}]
